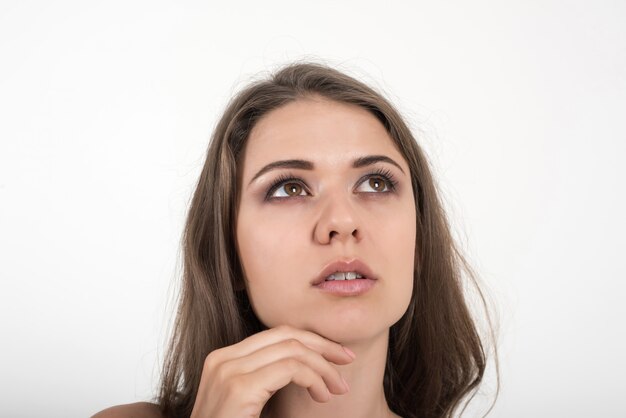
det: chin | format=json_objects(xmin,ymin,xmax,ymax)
[
  {"xmin": 311, "ymin": 324, "xmax": 388, "ymax": 345},
  {"xmin": 255, "ymin": 296, "xmax": 410, "ymax": 344},
  {"xmin": 301, "ymin": 310, "xmax": 398, "ymax": 345}
]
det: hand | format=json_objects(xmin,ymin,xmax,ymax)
[{"xmin": 189, "ymin": 325, "xmax": 355, "ymax": 418}]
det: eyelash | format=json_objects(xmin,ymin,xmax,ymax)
[{"xmin": 264, "ymin": 168, "xmax": 399, "ymax": 201}]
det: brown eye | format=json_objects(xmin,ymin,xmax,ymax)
[
  {"xmin": 356, "ymin": 170, "xmax": 397, "ymax": 194},
  {"xmin": 283, "ymin": 182, "xmax": 303, "ymax": 196},
  {"xmin": 368, "ymin": 177, "xmax": 387, "ymax": 192},
  {"xmin": 266, "ymin": 178, "xmax": 308, "ymax": 200}
]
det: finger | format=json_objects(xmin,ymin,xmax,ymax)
[
  {"xmin": 225, "ymin": 338, "xmax": 349, "ymax": 395},
  {"xmin": 223, "ymin": 325, "xmax": 354, "ymax": 365},
  {"xmin": 242, "ymin": 358, "xmax": 332, "ymax": 403}
]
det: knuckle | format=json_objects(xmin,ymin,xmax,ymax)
[
  {"xmin": 282, "ymin": 357, "xmax": 301, "ymax": 373},
  {"xmin": 274, "ymin": 324, "xmax": 293, "ymax": 335},
  {"xmin": 204, "ymin": 349, "xmax": 220, "ymax": 371},
  {"xmin": 214, "ymin": 359, "xmax": 233, "ymax": 383},
  {"xmin": 285, "ymin": 338, "xmax": 303, "ymax": 351}
]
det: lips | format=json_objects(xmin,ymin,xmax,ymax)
[{"xmin": 311, "ymin": 258, "xmax": 377, "ymax": 286}]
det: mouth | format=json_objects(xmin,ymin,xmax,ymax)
[
  {"xmin": 313, "ymin": 276, "xmax": 377, "ymax": 296},
  {"xmin": 311, "ymin": 258, "xmax": 377, "ymax": 287}
]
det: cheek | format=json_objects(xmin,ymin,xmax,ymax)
[
  {"xmin": 379, "ymin": 199, "xmax": 416, "ymax": 263},
  {"xmin": 236, "ymin": 212, "xmax": 305, "ymax": 324},
  {"xmin": 237, "ymin": 215, "xmax": 300, "ymax": 280},
  {"xmin": 385, "ymin": 200, "xmax": 417, "ymax": 308}
]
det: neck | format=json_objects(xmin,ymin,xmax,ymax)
[{"xmin": 264, "ymin": 329, "xmax": 397, "ymax": 418}]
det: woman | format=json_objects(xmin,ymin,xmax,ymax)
[{"xmin": 94, "ymin": 62, "xmax": 498, "ymax": 418}]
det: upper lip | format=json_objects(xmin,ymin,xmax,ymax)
[{"xmin": 311, "ymin": 258, "xmax": 377, "ymax": 286}]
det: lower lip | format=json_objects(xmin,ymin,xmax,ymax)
[{"xmin": 313, "ymin": 279, "xmax": 376, "ymax": 296}]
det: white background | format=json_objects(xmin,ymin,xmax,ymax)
[{"xmin": 1, "ymin": 1, "xmax": 625, "ymax": 417}]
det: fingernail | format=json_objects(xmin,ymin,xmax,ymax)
[
  {"xmin": 342, "ymin": 376, "xmax": 350, "ymax": 392},
  {"xmin": 342, "ymin": 346, "xmax": 356, "ymax": 359}
]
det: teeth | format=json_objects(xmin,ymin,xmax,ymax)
[{"xmin": 325, "ymin": 271, "xmax": 364, "ymax": 281}]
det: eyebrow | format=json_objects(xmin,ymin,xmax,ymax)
[{"xmin": 248, "ymin": 155, "xmax": 405, "ymax": 188}]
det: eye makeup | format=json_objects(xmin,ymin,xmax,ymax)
[
  {"xmin": 264, "ymin": 172, "xmax": 305, "ymax": 201},
  {"xmin": 263, "ymin": 167, "xmax": 400, "ymax": 202}
]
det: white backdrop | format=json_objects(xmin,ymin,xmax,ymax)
[{"xmin": 1, "ymin": 1, "xmax": 625, "ymax": 417}]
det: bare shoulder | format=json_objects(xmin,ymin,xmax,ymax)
[{"xmin": 91, "ymin": 402, "xmax": 164, "ymax": 418}]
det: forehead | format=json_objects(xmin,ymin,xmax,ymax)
[{"xmin": 241, "ymin": 98, "xmax": 405, "ymax": 175}]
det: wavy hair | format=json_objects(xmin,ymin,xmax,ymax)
[{"xmin": 156, "ymin": 61, "xmax": 499, "ymax": 418}]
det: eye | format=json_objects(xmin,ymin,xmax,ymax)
[
  {"xmin": 265, "ymin": 174, "xmax": 309, "ymax": 200},
  {"xmin": 273, "ymin": 182, "xmax": 307, "ymax": 198},
  {"xmin": 356, "ymin": 168, "xmax": 398, "ymax": 194},
  {"xmin": 264, "ymin": 168, "xmax": 399, "ymax": 201},
  {"xmin": 358, "ymin": 176, "xmax": 390, "ymax": 193}
]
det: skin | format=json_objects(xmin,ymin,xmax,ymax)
[
  {"xmin": 91, "ymin": 402, "xmax": 163, "ymax": 418},
  {"xmin": 92, "ymin": 96, "xmax": 416, "ymax": 418},
  {"xmin": 235, "ymin": 97, "xmax": 416, "ymax": 417}
]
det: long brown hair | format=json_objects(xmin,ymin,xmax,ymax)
[{"xmin": 156, "ymin": 61, "xmax": 499, "ymax": 418}]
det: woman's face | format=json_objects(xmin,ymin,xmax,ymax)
[{"xmin": 235, "ymin": 97, "xmax": 416, "ymax": 344}]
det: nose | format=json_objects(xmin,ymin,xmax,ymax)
[{"xmin": 313, "ymin": 191, "xmax": 362, "ymax": 245}]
